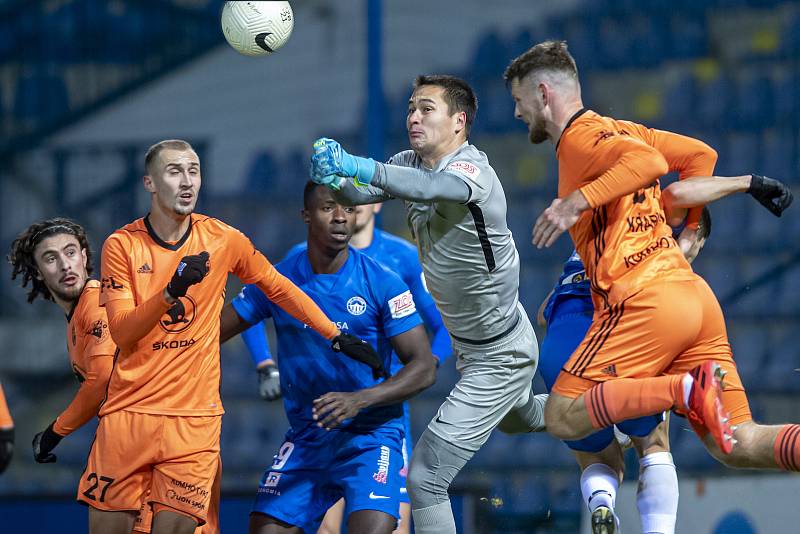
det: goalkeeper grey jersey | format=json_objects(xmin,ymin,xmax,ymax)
[{"xmin": 385, "ymin": 143, "xmax": 521, "ymax": 342}]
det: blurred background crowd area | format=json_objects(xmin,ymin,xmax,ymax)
[{"xmin": 0, "ymin": 0, "xmax": 798, "ymax": 532}]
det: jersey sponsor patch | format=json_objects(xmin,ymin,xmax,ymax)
[
  {"xmin": 388, "ymin": 290, "xmax": 416, "ymax": 319},
  {"xmin": 445, "ymin": 160, "xmax": 481, "ymax": 182}
]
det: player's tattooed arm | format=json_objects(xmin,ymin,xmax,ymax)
[{"xmin": 312, "ymin": 325, "xmax": 437, "ymax": 430}]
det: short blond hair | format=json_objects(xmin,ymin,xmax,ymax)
[{"xmin": 144, "ymin": 139, "xmax": 195, "ymax": 175}]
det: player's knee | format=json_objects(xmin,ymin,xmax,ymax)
[{"xmin": 544, "ymin": 396, "xmax": 579, "ymax": 440}]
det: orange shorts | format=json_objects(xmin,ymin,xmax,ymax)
[
  {"xmin": 133, "ymin": 458, "xmax": 222, "ymax": 533},
  {"xmin": 78, "ymin": 410, "xmax": 221, "ymax": 525},
  {"xmin": 552, "ymin": 277, "xmax": 752, "ymax": 425}
]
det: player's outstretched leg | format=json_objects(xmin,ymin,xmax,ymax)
[{"xmin": 547, "ymin": 362, "xmax": 733, "ymax": 454}]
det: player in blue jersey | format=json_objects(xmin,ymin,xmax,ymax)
[
  {"xmin": 240, "ymin": 201, "xmax": 452, "ymax": 534},
  {"xmin": 219, "ymin": 182, "xmax": 438, "ymax": 534}
]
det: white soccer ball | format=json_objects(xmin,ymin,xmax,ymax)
[{"xmin": 220, "ymin": 1, "xmax": 294, "ymax": 57}]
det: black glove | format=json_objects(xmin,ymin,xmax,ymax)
[
  {"xmin": 257, "ymin": 363, "xmax": 281, "ymax": 401},
  {"xmin": 748, "ymin": 174, "xmax": 793, "ymax": 217},
  {"xmin": 32, "ymin": 423, "xmax": 62, "ymax": 464},
  {"xmin": 0, "ymin": 427, "xmax": 13, "ymax": 474},
  {"xmin": 167, "ymin": 251, "xmax": 210, "ymax": 299},
  {"xmin": 332, "ymin": 334, "xmax": 388, "ymax": 379}
]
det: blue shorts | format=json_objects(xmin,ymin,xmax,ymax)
[
  {"xmin": 540, "ymin": 301, "xmax": 663, "ymax": 453},
  {"xmin": 252, "ymin": 426, "xmax": 404, "ymax": 532},
  {"xmin": 400, "ymin": 403, "xmax": 412, "ymax": 505}
]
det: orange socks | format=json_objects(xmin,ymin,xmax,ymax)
[
  {"xmin": 774, "ymin": 425, "xmax": 800, "ymax": 471},
  {"xmin": 585, "ymin": 375, "xmax": 685, "ymax": 429}
]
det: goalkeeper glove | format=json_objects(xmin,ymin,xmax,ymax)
[
  {"xmin": 311, "ymin": 138, "xmax": 376, "ymax": 186},
  {"xmin": 0, "ymin": 427, "xmax": 13, "ymax": 473},
  {"xmin": 332, "ymin": 334, "xmax": 388, "ymax": 380},
  {"xmin": 32, "ymin": 423, "xmax": 62, "ymax": 464},
  {"xmin": 257, "ymin": 362, "xmax": 281, "ymax": 401},
  {"xmin": 748, "ymin": 174, "xmax": 793, "ymax": 217},
  {"xmin": 167, "ymin": 251, "xmax": 210, "ymax": 299}
]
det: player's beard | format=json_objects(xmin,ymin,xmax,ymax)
[
  {"xmin": 528, "ymin": 118, "xmax": 548, "ymax": 145},
  {"xmin": 48, "ymin": 280, "xmax": 85, "ymax": 304}
]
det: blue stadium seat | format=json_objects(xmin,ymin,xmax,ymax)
[
  {"xmin": 669, "ymin": 416, "xmax": 721, "ymax": 470},
  {"xmin": 562, "ymin": 17, "xmax": 600, "ymax": 71},
  {"xmin": 509, "ymin": 27, "xmax": 535, "ymax": 58},
  {"xmin": 722, "ymin": 132, "xmax": 760, "ymax": 177},
  {"xmin": 733, "ymin": 74, "xmax": 774, "ymax": 129},
  {"xmin": 668, "ymin": 13, "xmax": 708, "ymax": 59},
  {"xmin": 597, "ymin": 17, "xmax": 634, "ymax": 69},
  {"xmin": 759, "ymin": 128, "xmax": 794, "ymax": 180},
  {"xmin": 727, "ymin": 322, "xmax": 770, "ymax": 391},
  {"xmin": 630, "ymin": 14, "xmax": 667, "ymax": 67},
  {"xmin": 469, "ymin": 31, "xmax": 508, "ymax": 82},
  {"xmin": 735, "ymin": 256, "xmax": 781, "ymax": 312},
  {"xmin": 747, "ymin": 191, "xmax": 785, "ymax": 250},
  {"xmin": 763, "ymin": 324, "xmax": 800, "ymax": 391},
  {"xmin": 775, "ymin": 266, "xmax": 800, "ymax": 315},
  {"xmin": 661, "ymin": 72, "xmax": 698, "ymax": 128},
  {"xmin": 771, "ymin": 71, "xmax": 797, "ymax": 126},
  {"xmin": 696, "ymin": 75, "xmax": 735, "ymax": 130},
  {"xmin": 13, "ymin": 69, "xmax": 70, "ymax": 125},
  {"xmin": 245, "ymin": 150, "xmax": 281, "ymax": 193}
]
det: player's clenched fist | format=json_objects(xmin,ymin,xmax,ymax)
[
  {"xmin": 331, "ymin": 333, "xmax": 389, "ymax": 379},
  {"xmin": 748, "ymin": 174, "xmax": 793, "ymax": 217},
  {"xmin": 167, "ymin": 251, "xmax": 210, "ymax": 299},
  {"xmin": 310, "ymin": 138, "xmax": 376, "ymax": 186}
]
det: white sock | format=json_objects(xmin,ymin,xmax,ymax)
[
  {"xmin": 637, "ymin": 451, "xmax": 679, "ymax": 534},
  {"xmin": 682, "ymin": 374, "xmax": 693, "ymax": 408},
  {"xmin": 412, "ymin": 501, "xmax": 456, "ymax": 534},
  {"xmin": 580, "ymin": 463, "xmax": 618, "ymax": 513}
]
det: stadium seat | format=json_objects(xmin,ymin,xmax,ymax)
[
  {"xmin": 13, "ymin": 69, "xmax": 70, "ymax": 126},
  {"xmin": 772, "ymin": 70, "xmax": 797, "ymax": 126},
  {"xmin": 759, "ymin": 128, "xmax": 794, "ymax": 180},
  {"xmin": 696, "ymin": 74, "xmax": 735, "ymax": 129},
  {"xmin": 727, "ymin": 322, "xmax": 770, "ymax": 391},
  {"xmin": 723, "ymin": 132, "xmax": 761, "ymax": 177},
  {"xmin": 244, "ymin": 149, "xmax": 282, "ymax": 194},
  {"xmin": 734, "ymin": 73, "xmax": 774, "ymax": 129}
]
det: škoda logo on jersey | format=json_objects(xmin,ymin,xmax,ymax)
[{"xmin": 158, "ymin": 295, "xmax": 197, "ymax": 334}]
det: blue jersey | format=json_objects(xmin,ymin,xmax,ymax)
[
  {"xmin": 232, "ymin": 247, "xmax": 422, "ymax": 433},
  {"xmin": 360, "ymin": 229, "xmax": 452, "ymax": 366},
  {"xmin": 542, "ymin": 250, "xmax": 593, "ymax": 325},
  {"xmin": 242, "ymin": 229, "xmax": 452, "ymax": 368}
]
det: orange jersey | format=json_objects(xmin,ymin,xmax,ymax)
[
  {"xmin": 0, "ymin": 382, "xmax": 12, "ymax": 428},
  {"xmin": 557, "ymin": 109, "xmax": 717, "ymax": 310},
  {"xmin": 54, "ymin": 280, "xmax": 116, "ymax": 436},
  {"xmin": 99, "ymin": 214, "xmax": 337, "ymax": 417}
]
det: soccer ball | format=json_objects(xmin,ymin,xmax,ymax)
[{"xmin": 220, "ymin": 1, "xmax": 294, "ymax": 57}]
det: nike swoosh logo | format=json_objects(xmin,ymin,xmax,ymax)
[
  {"xmin": 369, "ymin": 492, "xmax": 390, "ymax": 500},
  {"xmin": 255, "ymin": 32, "xmax": 274, "ymax": 52}
]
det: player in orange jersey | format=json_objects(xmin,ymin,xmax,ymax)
[
  {"xmin": 84, "ymin": 139, "xmax": 380, "ymax": 534},
  {"xmin": 0, "ymin": 382, "xmax": 13, "ymax": 474},
  {"xmin": 504, "ymin": 40, "xmax": 798, "ymax": 481},
  {"xmin": 8, "ymin": 216, "xmax": 221, "ymax": 534},
  {"xmin": 9, "ymin": 218, "xmax": 115, "ymax": 466}
]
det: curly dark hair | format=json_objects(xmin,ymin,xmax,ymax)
[{"xmin": 8, "ymin": 217, "xmax": 93, "ymax": 303}]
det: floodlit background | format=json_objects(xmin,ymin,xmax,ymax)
[{"xmin": 1, "ymin": 1, "xmax": 798, "ymax": 532}]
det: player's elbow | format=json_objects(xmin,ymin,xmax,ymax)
[
  {"xmin": 648, "ymin": 150, "xmax": 670, "ymax": 179},
  {"xmin": 416, "ymin": 354, "xmax": 438, "ymax": 391}
]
